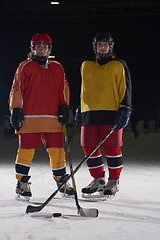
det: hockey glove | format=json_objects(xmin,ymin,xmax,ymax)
[
  {"xmin": 113, "ymin": 107, "xmax": 132, "ymax": 130},
  {"xmin": 10, "ymin": 108, "xmax": 24, "ymax": 132},
  {"xmin": 58, "ymin": 104, "xmax": 69, "ymax": 125},
  {"xmin": 58, "ymin": 105, "xmax": 74, "ymax": 140},
  {"xmin": 58, "ymin": 104, "xmax": 74, "ymax": 124},
  {"xmin": 75, "ymin": 106, "xmax": 81, "ymax": 127}
]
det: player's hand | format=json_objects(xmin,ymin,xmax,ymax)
[
  {"xmin": 113, "ymin": 107, "xmax": 132, "ymax": 130},
  {"xmin": 10, "ymin": 108, "xmax": 24, "ymax": 131}
]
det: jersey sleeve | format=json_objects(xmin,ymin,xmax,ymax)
[
  {"xmin": 64, "ymin": 78, "xmax": 70, "ymax": 105},
  {"xmin": 8, "ymin": 63, "xmax": 24, "ymax": 111},
  {"xmin": 118, "ymin": 59, "xmax": 132, "ymax": 108}
]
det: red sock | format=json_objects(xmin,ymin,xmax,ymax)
[
  {"xmin": 108, "ymin": 166, "xmax": 123, "ymax": 180},
  {"xmin": 89, "ymin": 165, "xmax": 104, "ymax": 179}
]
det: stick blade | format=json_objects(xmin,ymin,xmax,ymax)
[
  {"xmin": 26, "ymin": 204, "xmax": 43, "ymax": 214},
  {"xmin": 79, "ymin": 207, "xmax": 98, "ymax": 218}
]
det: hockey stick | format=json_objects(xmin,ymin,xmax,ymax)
[
  {"xmin": 26, "ymin": 125, "xmax": 116, "ymax": 214},
  {"xmin": 63, "ymin": 125, "xmax": 98, "ymax": 217}
]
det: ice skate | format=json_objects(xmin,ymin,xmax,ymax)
[
  {"xmin": 81, "ymin": 177, "xmax": 106, "ymax": 199},
  {"xmin": 55, "ymin": 174, "xmax": 74, "ymax": 197},
  {"xmin": 104, "ymin": 178, "xmax": 119, "ymax": 198},
  {"xmin": 15, "ymin": 176, "xmax": 32, "ymax": 201}
]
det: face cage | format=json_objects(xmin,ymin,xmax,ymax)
[
  {"xmin": 31, "ymin": 44, "xmax": 52, "ymax": 57},
  {"xmin": 92, "ymin": 41, "xmax": 114, "ymax": 58}
]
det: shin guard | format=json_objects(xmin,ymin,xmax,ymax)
[
  {"xmin": 47, "ymin": 147, "xmax": 66, "ymax": 181},
  {"xmin": 15, "ymin": 148, "xmax": 35, "ymax": 181},
  {"xmin": 82, "ymin": 146, "xmax": 104, "ymax": 179},
  {"xmin": 104, "ymin": 147, "xmax": 123, "ymax": 180}
]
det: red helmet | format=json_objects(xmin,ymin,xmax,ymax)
[{"xmin": 31, "ymin": 33, "xmax": 52, "ymax": 48}]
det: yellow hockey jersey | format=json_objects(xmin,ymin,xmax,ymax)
[{"xmin": 80, "ymin": 58, "xmax": 132, "ymax": 126}]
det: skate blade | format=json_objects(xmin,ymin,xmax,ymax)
[
  {"xmin": 104, "ymin": 194, "xmax": 115, "ymax": 199},
  {"xmin": 104, "ymin": 189, "xmax": 119, "ymax": 199},
  {"xmin": 15, "ymin": 193, "xmax": 30, "ymax": 202},
  {"xmin": 82, "ymin": 192, "xmax": 106, "ymax": 200}
]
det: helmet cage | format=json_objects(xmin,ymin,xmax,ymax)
[
  {"xmin": 31, "ymin": 33, "xmax": 52, "ymax": 57},
  {"xmin": 92, "ymin": 32, "xmax": 114, "ymax": 58}
]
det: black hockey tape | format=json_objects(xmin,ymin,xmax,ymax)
[{"xmin": 52, "ymin": 213, "xmax": 62, "ymax": 217}]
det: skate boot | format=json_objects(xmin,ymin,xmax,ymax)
[
  {"xmin": 55, "ymin": 174, "xmax": 74, "ymax": 196},
  {"xmin": 81, "ymin": 176, "xmax": 106, "ymax": 199},
  {"xmin": 104, "ymin": 178, "xmax": 119, "ymax": 197},
  {"xmin": 16, "ymin": 176, "xmax": 32, "ymax": 201}
]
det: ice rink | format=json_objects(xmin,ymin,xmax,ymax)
[{"xmin": 0, "ymin": 127, "xmax": 160, "ymax": 240}]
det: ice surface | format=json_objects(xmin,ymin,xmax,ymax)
[{"xmin": 0, "ymin": 129, "xmax": 160, "ymax": 240}]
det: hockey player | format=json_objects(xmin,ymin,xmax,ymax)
[
  {"xmin": 75, "ymin": 32, "xmax": 132, "ymax": 198},
  {"xmin": 9, "ymin": 33, "xmax": 74, "ymax": 201}
]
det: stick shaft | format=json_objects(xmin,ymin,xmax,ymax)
[{"xmin": 63, "ymin": 125, "xmax": 81, "ymax": 212}]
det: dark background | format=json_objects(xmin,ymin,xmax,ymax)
[{"xmin": 0, "ymin": 0, "xmax": 160, "ymax": 120}]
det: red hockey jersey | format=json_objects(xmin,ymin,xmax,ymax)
[{"xmin": 9, "ymin": 59, "xmax": 69, "ymax": 134}]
